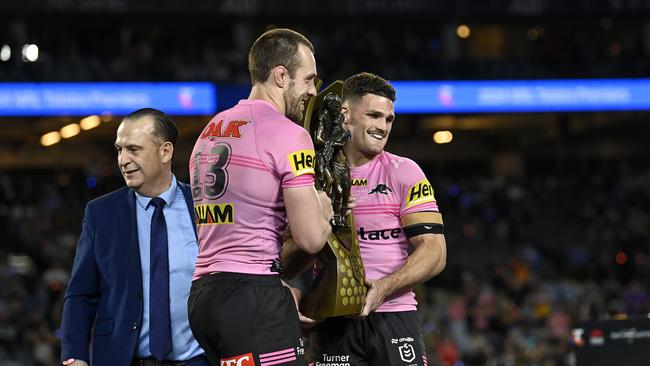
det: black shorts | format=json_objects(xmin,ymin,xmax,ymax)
[
  {"xmin": 309, "ymin": 312, "xmax": 427, "ymax": 366},
  {"xmin": 188, "ymin": 272, "xmax": 307, "ymax": 366}
]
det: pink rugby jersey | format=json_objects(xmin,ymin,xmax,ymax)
[
  {"xmin": 350, "ymin": 151, "xmax": 440, "ymax": 312},
  {"xmin": 190, "ymin": 99, "xmax": 316, "ymax": 279}
]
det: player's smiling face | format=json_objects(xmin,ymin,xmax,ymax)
[
  {"xmin": 284, "ymin": 44, "xmax": 318, "ymax": 123},
  {"xmin": 343, "ymin": 93, "xmax": 395, "ymax": 165}
]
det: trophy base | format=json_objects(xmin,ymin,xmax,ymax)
[{"xmin": 301, "ymin": 217, "xmax": 366, "ymax": 320}]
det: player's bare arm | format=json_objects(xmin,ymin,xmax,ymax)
[
  {"xmin": 284, "ymin": 186, "xmax": 333, "ymax": 254},
  {"xmin": 360, "ymin": 211, "xmax": 446, "ymax": 316}
]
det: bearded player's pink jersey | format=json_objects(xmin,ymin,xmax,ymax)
[
  {"xmin": 350, "ymin": 151, "xmax": 440, "ymax": 312},
  {"xmin": 190, "ymin": 99, "xmax": 316, "ymax": 279}
]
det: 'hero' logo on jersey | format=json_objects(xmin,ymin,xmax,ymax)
[
  {"xmin": 194, "ymin": 203, "xmax": 234, "ymax": 225},
  {"xmin": 220, "ymin": 353, "xmax": 255, "ymax": 366},
  {"xmin": 201, "ymin": 120, "xmax": 249, "ymax": 139},
  {"xmin": 405, "ymin": 179, "xmax": 436, "ymax": 208},
  {"xmin": 351, "ymin": 178, "xmax": 368, "ymax": 186},
  {"xmin": 288, "ymin": 150, "xmax": 315, "ymax": 177},
  {"xmin": 357, "ymin": 227, "xmax": 402, "ymax": 241}
]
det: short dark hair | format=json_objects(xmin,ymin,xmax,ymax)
[
  {"xmin": 248, "ymin": 28, "xmax": 314, "ymax": 85},
  {"xmin": 124, "ymin": 108, "xmax": 178, "ymax": 147},
  {"xmin": 342, "ymin": 72, "xmax": 396, "ymax": 104}
]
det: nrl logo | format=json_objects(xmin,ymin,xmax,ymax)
[{"xmin": 398, "ymin": 343, "xmax": 415, "ymax": 363}]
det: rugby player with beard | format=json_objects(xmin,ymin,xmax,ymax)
[{"xmin": 188, "ymin": 28, "xmax": 333, "ymax": 366}]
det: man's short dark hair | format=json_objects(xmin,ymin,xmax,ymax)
[
  {"xmin": 248, "ymin": 28, "xmax": 314, "ymax": 85},
  {"xmin": 342, "ymin": 72, "xmax": 396, "ymax": 104},
  {"xmin": 124, "ymin": 108, "xmax": 178, "ymax": 147}
]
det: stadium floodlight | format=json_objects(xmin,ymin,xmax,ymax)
[
  {"xmin": 0, "ymin": 45, "xmax": 10, "ymax": 61},
  {"xmin": 60, "ymin": 123, "xmax": 81, "ymax": 138},
  {"xmin": 21, "ymin": 44, "xmax": 39, "ymax": 62},
  {"xmin": 41, "ymin": 131, "xmax": 61, "ymax": 146},
  {"xmin": 433, "ymin": 131, "xmax": 453, "ymax": 144},
  {"xmin": 456, "ymin": 25, "xmax": 470, "ymax": 39},
  {"xmin": 80, "ymin": 115, "xmax": 101, "ymax": 130}
]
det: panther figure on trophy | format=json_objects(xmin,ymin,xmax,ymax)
[{"xmin": 314, "ymin": 93, "xmax": 351, "ymax": 228}]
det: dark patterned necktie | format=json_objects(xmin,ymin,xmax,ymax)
[{"xmin": 148, "ymin": 197, "xmax": 171, "ymax": 360}]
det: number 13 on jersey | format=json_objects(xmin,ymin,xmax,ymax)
[{"xmin": 192, "ymin": 142, "xmax": 232, "ymax": 201}]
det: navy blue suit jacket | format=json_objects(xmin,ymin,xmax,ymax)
[{"xmin": 61, "ymin": 182, "xmax": 197, "ymax": 366}]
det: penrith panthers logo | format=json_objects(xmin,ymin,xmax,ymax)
[{"xmin": 368, "ymin": 184, "xmax": 392, "ymax": 195}]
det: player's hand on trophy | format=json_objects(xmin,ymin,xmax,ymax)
[
  {"xmin": 359, "ymin": 278, "xmax": 389, "ymax": 317},
  {"xmin": 62, "ymin": 359, "xmax": 88, "ymax": 366},
  {"xmin": 346, "ymin": 193, "xmax": 357, "ymax": 214},
  {"xmin": 288, "ymin": 286, "xmax": 320, "ymax": 328},
  {"xmin": 317, "ymin": 190, "xmax": 335, "ymax": 224}
]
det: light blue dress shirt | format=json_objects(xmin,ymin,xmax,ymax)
[{"xmin": 134, "ymin": 175, "xmax": 202, "ymax": 360}]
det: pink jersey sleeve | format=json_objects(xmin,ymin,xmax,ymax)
[
  {"xmin": 259, "ymin": 125, "xmax": 315, "ymax": 188},
  {"xmin": 395, "ymin": 158, "xmax": 440, "ymax": 217}
]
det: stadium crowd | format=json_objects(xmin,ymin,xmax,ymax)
[{"xmin": 1, "ymin": 18, "xmax": 649, "ymax": 83}]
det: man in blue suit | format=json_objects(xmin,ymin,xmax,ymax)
[{"xmin": 61, "ymin": 108, "xmax": 208, "ymax": 366}]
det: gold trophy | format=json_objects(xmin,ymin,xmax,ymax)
[{"xmin": 300, "ymin": 80, "xmax": 366, "ymax": 320}]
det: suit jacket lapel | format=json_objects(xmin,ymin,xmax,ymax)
[
  {"xmin": 126, "ymin": 189, "xmax": 143, "ymax": 290},
  {"xmin": 179, "ymin": 182, "xmax": 198, "ymax": 239}
]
